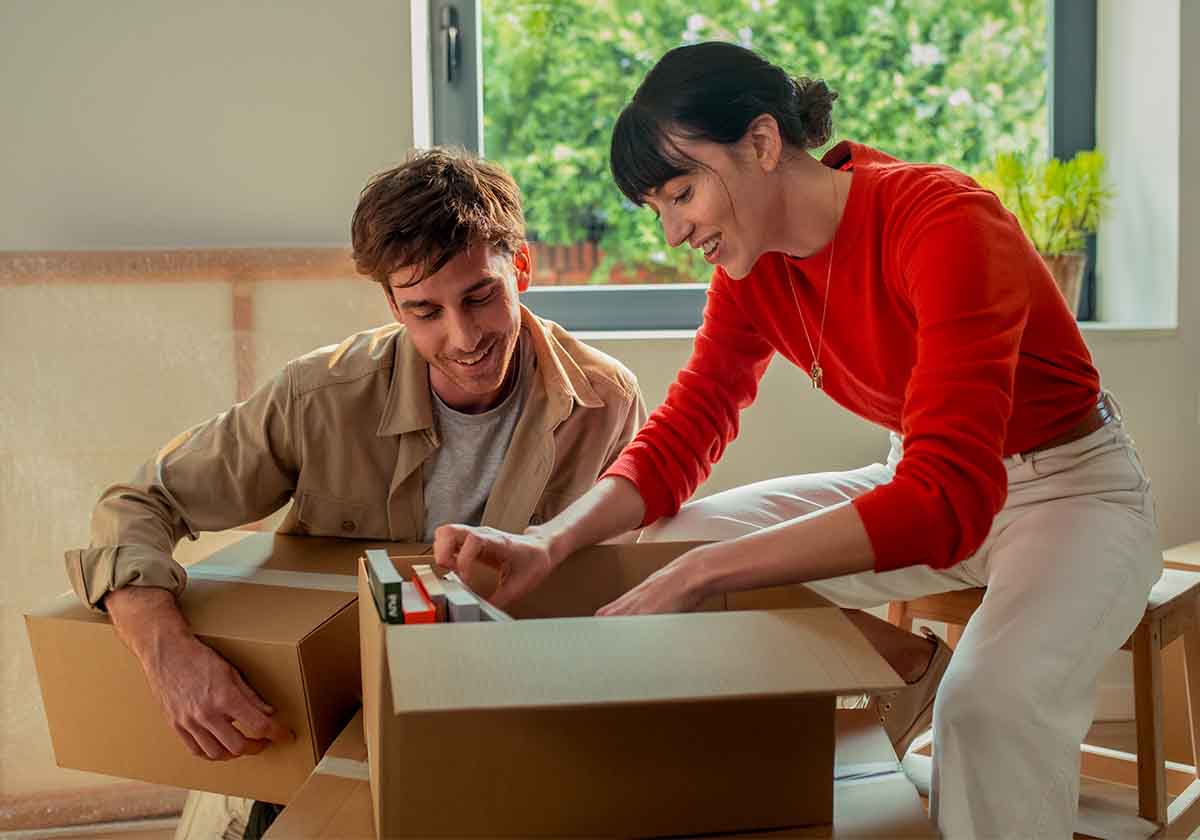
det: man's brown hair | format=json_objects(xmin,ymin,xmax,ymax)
[{"xmin": 351, "ymin": 148, "xmax": 526, "ymax": 287}]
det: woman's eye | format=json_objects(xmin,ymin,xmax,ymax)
[{"xmin": 672, "ymin": 187, "xmax": 692, "ymax": 205}]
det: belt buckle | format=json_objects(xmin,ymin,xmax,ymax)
[{"xmin": 1097, "ymin": 392, "xmax": 1122, "ymax": 425}]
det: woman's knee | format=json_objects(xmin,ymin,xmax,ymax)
[
  {"xmin": 933, "ymin": 661, "xmax": 1039, "ymax": 737},
  {"xmin": 639, "ymin": 501, "xmax": 751, "ymax": 542}
]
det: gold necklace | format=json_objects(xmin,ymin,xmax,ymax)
[{"xmin": 790, "ymin": 168, "xmax": 839, "ymax": 390}]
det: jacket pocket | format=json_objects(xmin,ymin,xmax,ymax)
[{"xmin": 295, "ymin": 491, "xmax": 369, "ymax": 537}]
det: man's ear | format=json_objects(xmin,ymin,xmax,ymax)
[
  {"xmin": 746, "ymin": 113, "xmax": 783, "ymax": 174},
  {"xmin": 513, "ymin": 242, "xmax": 533, "ymax": 293}
]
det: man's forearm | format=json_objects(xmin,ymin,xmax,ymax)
[{"xmin": 104, "ymin": 586, "xmax": 194, "ymax": 666}]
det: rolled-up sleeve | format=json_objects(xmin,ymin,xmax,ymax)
[{"xmin": 66, "ymin": 366, "xmax": 301, "ymax": 610}]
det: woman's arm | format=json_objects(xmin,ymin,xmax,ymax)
[
  {"xmin": 434, "ymin": 475, "xmax": 646, "ymax": 606},
  {"xmin": 597, "ymin": 502, "xmax": 874, "ymax": 615},
  {"xmin": 436, "ymin": 270, "xmax": 776, "ymax": 605}
]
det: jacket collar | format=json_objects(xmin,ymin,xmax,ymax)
[{"xmin": 375, "ymin": 304, "xmax": 601, "ymax": 437}]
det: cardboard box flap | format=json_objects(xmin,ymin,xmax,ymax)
[
  {"xmin": 27, "ymin": 586, "xmax": 348, "ymax": 645},
  {"xmin": 174, "ymin": 534, "xmax": 430, "ymax": 641},
  {"xmin": 324, "ymin": 708, "xmax": 367, "ymax": 762},
  {"xmin": 193, "ymin": 533, "xmax": 432, "ymax": 575},
  {"xmin": 509, "ymin": 541, "xmax": 712, "ymax": 617},
  {"xmin": 387, "ymin": 607, "xmax": 902, "ymax": 714}
]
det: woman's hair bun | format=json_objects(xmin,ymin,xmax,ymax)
[{"xmin": 790, "ymin": 76, "xmax": 838, "ymax": 149}]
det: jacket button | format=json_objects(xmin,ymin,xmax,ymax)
[{"xmin": 341, "ymin": 520, "xmax": 356, "ymax": 533}]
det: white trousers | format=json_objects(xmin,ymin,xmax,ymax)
[{"xmin": 640, "ymin": 419, "xmax": 1162, "ymax": 839}]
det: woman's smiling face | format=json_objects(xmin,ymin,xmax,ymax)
[{"xmin": 641, "ymin": 134, "xmax": 775, "ymax": 280}]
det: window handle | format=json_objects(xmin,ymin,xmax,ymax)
[{"xmin": 441, "ymin": 5, "xmax": 461, "ymax": 84}]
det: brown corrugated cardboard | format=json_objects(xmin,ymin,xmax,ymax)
[
  {"xmin": 25, "ymin": 532, "xmax": 429, "ymax": 803},
  {"xmin": 267, "ymin": 708, "xmax": 933, "ymax": 839},
  {"xmin": 263, "ymin": 709, "xmax": 374, "ymax": 840},
  {"xmin": 360, "ymin": 542, "xmax": 904, "ymax": 838}
]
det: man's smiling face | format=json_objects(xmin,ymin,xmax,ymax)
[{"xmin": 385, "ymin": 242, "xmax": 530, "ymax": 414}]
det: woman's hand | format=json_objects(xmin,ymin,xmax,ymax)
[
  {"xmin": 433, "ymin": 524, "xmax": 556, "ymax": 608},
  {"xmin": 595, "ymin": 545, "xmax": 713, "ymax": 616}
]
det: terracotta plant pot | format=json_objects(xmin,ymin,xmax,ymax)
[{"xmin": 1041, "ymin": 251, "xmax": 1087, "ymax": 316}]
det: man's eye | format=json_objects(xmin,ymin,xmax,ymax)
[
  {"xmin": 414, "ymin": 309, "xmax": 440, "ymax": 321},
  {"xmin": 466, "ymin": 291, "xmax": 495, "ymax": 306}
]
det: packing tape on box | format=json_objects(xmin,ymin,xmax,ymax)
[
  {"xmin": 186, "ymin": 565, "xmax": 358, "ymax": 593},
  {"xmin": 315, "ymin": 755, "xmax": 370, "ymax": 780},
  {"xmin": 834, "ymin": 759, "xmax": 906, "ymax": 787}
]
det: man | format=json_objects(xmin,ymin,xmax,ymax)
[{"xmin": 65, "ymin": 149, "xmax": 646, "ymax": 838}]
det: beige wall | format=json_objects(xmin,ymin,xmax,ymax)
[
  {"xmin": 0, "ymin": 0, "xmax": 416, "ymax": 249},
  {"xmin": 0, "ymin": 0, "xmax": 419, "ymax": 799},
  {"xmin": 1096, "ymin": 0, "xmax": 1180, "ymax": 324},
  {"xmin": 2, "ymin": 0, "xmax": 1197, "ymax": 802}
]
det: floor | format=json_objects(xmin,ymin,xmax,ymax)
[
  {"xmin": 7, "ymin": 722, "xmax": 1194, "ymax": 840},
  {"xmin": 0, "ymin": 818, "xmax": 177, "ymax": 840}
]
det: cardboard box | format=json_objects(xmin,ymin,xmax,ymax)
[
  {"xmin": 263, "ymin": 708, "xmax": 374, "ymax": 840},
  {"xmin": 359, "ymin": 542, "xmax": 904, "ymax": 838},
  {"xmin": 266, "ymin": 708, "xmax": 933, "ymax": 839},
  {"xmin": 26, "ymin": 532, "xmax": 429, "ymax": 803}
]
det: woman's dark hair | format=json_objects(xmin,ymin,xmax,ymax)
[{"xmin": 610, "ymin": 41, "xmax": 838, "ymax": 205}]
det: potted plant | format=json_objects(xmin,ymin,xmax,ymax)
[{"xmin": 975, "ymin": 150, "xmax": 1113, "ymax": 315}]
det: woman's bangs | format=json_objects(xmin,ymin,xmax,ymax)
[{"xmin": 611, "ymin": 105, "xmax": 695, "ymax": 205}]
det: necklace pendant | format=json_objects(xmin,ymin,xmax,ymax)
[{"xmin": 810, "ymin": 361, "xmax": 824, "ymax": 390}]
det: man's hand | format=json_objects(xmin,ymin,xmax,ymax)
[
  {"xmin": 433, "ymin": 525, "xmax": 556, "ymax": 608},
  {"xmin": 105, "ymin": 586, "xmax": 293, "ymax": 760}
]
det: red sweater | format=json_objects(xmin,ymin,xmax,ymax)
[{"xmin": 605, "ymin": 141, "xmax": 1100, "ymax": 573}]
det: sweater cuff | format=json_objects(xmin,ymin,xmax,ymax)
[
  {"xmin": 852, "ymin": 482, "xmax": 948, "ymax": 573},
  {"xmin": 602, "ymin": 451, "xmax": 677, "ymax": 529}
]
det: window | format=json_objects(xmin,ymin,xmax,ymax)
[{"xmin": 433, "ymin": 0, "xmax": 1094, "ymax": 328}]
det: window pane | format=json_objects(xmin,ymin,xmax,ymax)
[{"xmin": 482, "ymin": 0, "xmax": 1048, "ymax": 287}]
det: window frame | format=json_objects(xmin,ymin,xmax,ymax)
[{"xmin": 432, "ymin": 0, "xmax": 1097, "ymax": 330}]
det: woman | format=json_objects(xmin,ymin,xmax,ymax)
[{"xmin": 434, "ymin": 42, "xmax": 1159, "ymax": 838}]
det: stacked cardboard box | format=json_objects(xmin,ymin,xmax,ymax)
[
  {"xmin": 25, "ymin": 532, "xmax": 428, "ymax": 803},
  {"xmin": 358, "ymin": 543, "xmax": 906, "ymax": 838},
  {"xmin": 28, "ymin": 535, "xmax": 915, "ymax": 836},
  {"xmin": 266, "ymin": 708, "xmax": 935, "ymax": 838}
]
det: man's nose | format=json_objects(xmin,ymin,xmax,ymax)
[{"xmin": 447, "ymin": 308, "xmax": 482, "ymax": 351}]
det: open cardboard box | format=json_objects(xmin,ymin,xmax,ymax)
[
  {"xmin": 26, "ymin": 532, "xmax": 428, "ymax": 803},
  {"xmin": 360, "ymin": 542, "xmax": 905, "ymax": 838},
  {"xmin": 266, "ymin": 708, "xmax": 933, "ymax": 839}
]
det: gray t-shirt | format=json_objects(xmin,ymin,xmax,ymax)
[{"xmin": 421, "ymin": 332, "xmax": 533, "ymax": 541}]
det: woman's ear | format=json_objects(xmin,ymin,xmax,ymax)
[
  {"xmin": 513, "ymin": 242, "xmax": 533, "ymax": 293},
  {"xmin": 746, "ymin": 113, "xmax": 784, "ymax": 174}
]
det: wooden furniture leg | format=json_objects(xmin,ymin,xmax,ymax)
[{"xmin": 1132, "ymin": 620, "xmax": 1167, "ymax": 823}]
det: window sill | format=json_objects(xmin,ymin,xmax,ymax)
[
  {"xmin": 1078, "ymin": 321, "xmax": 1179, "ymax": 339},
  {"xmin": 580, "ymin": 323, "xmax": 1181, "ymax": 343}
]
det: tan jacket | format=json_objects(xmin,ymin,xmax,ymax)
[{"xmin": 67, "ymin": 307, "xmax": 646, "ymax": 610}]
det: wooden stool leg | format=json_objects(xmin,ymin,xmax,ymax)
[
  {"xmin": 887, "ymin": 601, "xmax": 913, "ymax": 633},
  {"xmin": 1165, "ymin": 619, "xmax": 1200, "ymax": 834},
  {"xmin": 1132, "ymin": 620, "xmax": 1167, "ymax": 824},
  {"xmin": 1183, "ymin": 623, "xmax": 1200, "ymax": 773}
]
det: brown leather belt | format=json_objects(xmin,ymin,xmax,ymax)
[{"xmin": 1024, "ymin": 392, "xmax": 1121, "ymax": 456}]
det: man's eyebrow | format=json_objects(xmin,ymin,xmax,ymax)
[{"xmin": 395, "ymin": 276, "xmax": 498, "ymax": 310}]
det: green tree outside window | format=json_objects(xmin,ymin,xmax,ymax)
[{"xmin": 482, "ymin": 0, "xmax": 1048, "ymax": 283}]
